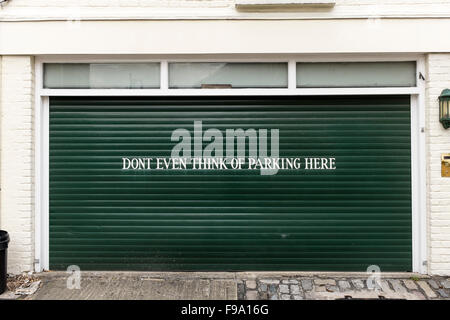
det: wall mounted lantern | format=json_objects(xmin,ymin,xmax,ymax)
[{"xmin": 439, "ymin": 89, "xmax": 450, "ymax": 129}]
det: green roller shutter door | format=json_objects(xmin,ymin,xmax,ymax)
[{"xmin": 49, "ymin": 96, "xmax": 412, "ymax": 271}]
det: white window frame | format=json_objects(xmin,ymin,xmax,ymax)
[{"xmin": 34, "ymin": 54, "xmax": 427, "ymax": 274}]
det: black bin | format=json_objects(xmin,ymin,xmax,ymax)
[{"xmin": 0, "ymin": 230, "xmax": 10, "ymax": 295}]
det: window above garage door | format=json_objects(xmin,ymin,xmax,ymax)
[{"xmin": 42, "ymin": 60, "xmax": 418, "ymax": 93}]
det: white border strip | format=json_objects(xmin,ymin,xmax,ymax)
[
  {"xmin": 33, "ymin": 79, "xmax": 43, "ymax": 272},
  {"xmin": 414, "ymin": 57, "xmax": 428, "ymax": 274},
  {"xmin": 39, "ymin": 87, "xmax": 420, "ymax": 97},
  {"xmin": 3, "ymin": 12, "xmax": 450, "ymax": 22}
]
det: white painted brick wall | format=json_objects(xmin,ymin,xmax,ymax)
[
  {"xmin": 426, "ymin": 54, "xmax": 450, "ymax": 275},
  {"xmin": 2, "ymin": 0, "xmax": 450, "ymax": 19},
  {"xmin": 1, "ymin": 0, "xmax": 231, "ymax": 9},
  {"xmin": 5, "ymin": 0, "xmax": 450, "ymax": 7},
  {"xmin": 0, "ymin": 56, "xmax": 35, "ymax": 274}
]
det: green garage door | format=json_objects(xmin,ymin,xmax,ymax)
[{"xmin": 49, "ymin": 96, "xmax": 412, "ymax": 271}]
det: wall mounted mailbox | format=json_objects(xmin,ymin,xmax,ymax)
[{"xmin": 442, "ymin": 154, "xmax": 450, "ymax": 177}]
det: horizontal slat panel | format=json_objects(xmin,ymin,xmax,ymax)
[{"xmin": 49, "ymin": 96, "xmax": 412, "ymax": 271}]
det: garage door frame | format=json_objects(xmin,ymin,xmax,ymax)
[{"xmin": 33, "ymin": 54, "xmax": 427, "ymax": 273}]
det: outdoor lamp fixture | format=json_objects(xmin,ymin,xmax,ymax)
[{"xmin": 439, "ymin": 89, "xmax": 450, "ymax": 129}]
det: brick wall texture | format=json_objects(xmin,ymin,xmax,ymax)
[
  {"xmin": 426, "ymin": 54, "xmax": 450, "ymax": 275},
  {"xmin": 2, "ymin": 0, "xmax": 450, "ymax": 17},
  {"xmin": 0, "ymin": 56, "xmax": 35, "ymax": 274}
]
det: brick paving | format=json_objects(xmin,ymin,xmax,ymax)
[{"xmin": 239, "ymin": 276, "xmax": 450, "ymax": 300}]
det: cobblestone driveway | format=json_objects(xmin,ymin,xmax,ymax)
[{"xmin": 238, "ymin": 276, "xmax": 450, "ymax": 300}]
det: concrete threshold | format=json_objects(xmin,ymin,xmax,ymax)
[{"xmin": 39, "ymin": 271, "xmax": 428, "ymax": 280}]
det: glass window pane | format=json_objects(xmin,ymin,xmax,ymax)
[
  {"xmin": 297, "ymin": 62, "xmax": 416, "ymax": 88},
  {"xmin": 169, "ymin": 63, "xmax": 288, "ymax": 88},
  {"xmin": 44, "ymin": 64, "xmax": 90, "ymax": 89},
  {"xmin": 44, "ymin": 63, "xmax": 160, "ymax": 89}
]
